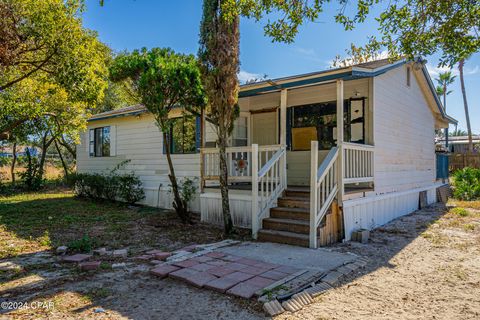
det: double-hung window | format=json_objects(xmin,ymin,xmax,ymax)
[
  {"xmin": 167, "ymin": 115, "xmax": 197, "ymax": 154},
  {"xmin": 89, "ymin": 127, "xmax": 110, "ymax": 157}
]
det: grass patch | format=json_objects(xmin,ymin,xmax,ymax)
[
  {"xmin": 448, "ymin": 200, "xmax": 480, "ymax": 211},
  {"xmin": 0, "ymin": 188, "xmax": 251, "ymax": 259},
  {"xmin": 449, "ymin": 207, "xmax": 470, "ymax": 217}
]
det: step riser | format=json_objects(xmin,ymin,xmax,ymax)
[
  {"xmin": 262, "ymin": 220, "xmax": 310, "ymax": 234},
  {"xmin": 284, "ymin": 191, "xmax": 310, "ymax": 198},
  {"xmin": 277, "ymin": 199, "xmax": 310, "ymax": 209},
  {"xmin": 258, "ymin": 232, "xmax": 309, "ymax": 247},
  {"xmin": 270, "ymin": 209, "xmax": 309, "ymax": 221}
]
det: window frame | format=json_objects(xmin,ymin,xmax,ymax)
[
  {"xmin": 90, "ymin": 126, "xmax": 111, "ymax": 157},
  {"xmin": 166, "ymin": 115, "xmax": 198, "ymax": 155}
]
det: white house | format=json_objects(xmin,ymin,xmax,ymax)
[{"xmin": 77, "ymin": 58, "xmax": 456, "ymax": 248}]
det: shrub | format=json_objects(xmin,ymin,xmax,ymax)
[
  {"xmin": 68, "ymin": 235, "xmax": 96, "ymax": 253},
  {"xmin": 452, "ymin": 167, "xmax": 480, "ymax": 201},
  {"xmin": 18, "ymin": 149, "xmax": 43, "ymax": 191},
  {"xmin": 68, "ymin": 170, "xmax": 145, "ymax": 205}
]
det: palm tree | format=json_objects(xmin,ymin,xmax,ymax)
[
  {"xmin": 458, "ymin": 59, "xmax": 474, "ymax": 154},
  {"xmin": 435, "ymin": 71, "xmax": 456, "ymax": 146}
]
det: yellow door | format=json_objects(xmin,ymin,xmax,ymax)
[{"xmin": 251, "ymin": 111, "xmax": 277, "ymax": 145}]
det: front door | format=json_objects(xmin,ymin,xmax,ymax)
[{"xmin": 251, "ymin": 111, "xmax": 277, "ymax": 145}]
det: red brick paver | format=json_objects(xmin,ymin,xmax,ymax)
[
  {"xmin": 150, "ymin": 264, "xmax": 180, "ymax": 278},
  {"xmin": 224, "ymin": 262, "xmax": 248, "ymax": 271},
  {"xmin": 190, "ymin": 263, "xmax": 215, "ymax": 272},
  {"xmin": 172, "ymin": 259, "xmax": 199, "ymax": 268},
  {"xmin": 169, "ymin": 268, "xmax": 199, "ymax": 281},
  {"xmin": 243, "ymin": 276, "xmax": 276, "ymax": 288},
  {"xmin": 79, "ymin": 261, "xmax": 101, "ymax": 271},
  {"xmin": 204, "ymin": 276, "xmax": 242, "ymax": 293},
  {"xmin": 224, "ymin": 271, "xmax": 255, "ymax": 282},
  {"xmin": 207, "ymin": 266, "xmax": 235, "ymax": 277},
  {"xmin": 205, "ymin": 252, "xmax": 226, "ymax": 258},
  {"xmin": 241, "ymin": 266, "xmax": 272, "ymax": 276},
  {"xmin": 236, "ymin": 258, "xmax": 261, "ymax": 266},
  {"xmin": 63, "ymin": 254, "xmax": 92, "ymax": 263},
  {"xmin": 184, "ymin": 272, "xmax": 218, "ymax": 288},
  {"xmin": 226, "ymin": 282, "xmax": 262, "ymax": 299}
]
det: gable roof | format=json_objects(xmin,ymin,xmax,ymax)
[{"xmin": 89, "ymin": 58, "xmax": 456, "ymax": 124}]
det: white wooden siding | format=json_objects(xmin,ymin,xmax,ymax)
[
  {"xmin": 373, "ymin": 65, "xmax": 436, "ymax": 194},
  {"xmin": 343, "ymin": 184, "xmax": 439, "ymax": 240},
  {"xmin": 76, "ymin": 113, "xmax": 201, "ymax": 211}
]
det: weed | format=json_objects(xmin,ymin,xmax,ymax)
[
  {"xmin": 450, "ymin": 207, "xmax": 470, "ymax": 217},
  {"xmin": 68, "ymin": 235, "xmax": 96, "ymax": 253}
]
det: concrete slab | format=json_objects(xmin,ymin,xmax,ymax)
[{"xmin": 218, "ymin": 242, "xmax": 355, "ymax": 273}]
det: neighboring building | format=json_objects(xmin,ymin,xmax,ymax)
[
  {"xmin": 436, "ymin": 135, "xmax": 480, "ymax": 154},
  {"xmin": 77, "ymin": 58, "xmax": 456, "ymax": 248},
  {"xmin": 0, "ymin": 145, "xmax": 39, "ymax": 158}
]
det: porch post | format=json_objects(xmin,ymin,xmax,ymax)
[
  {"xmin": 251, "ymin": 144, "xmax": 259, "ymax": 239},
  {"xmin": 336, "ymin": 79, "xmax": 344, "ymax": 205},
  {"xmin": 280, "ymin": 89, "xmax": 288, "ymax": 188},
  {"xmin": 200, "ymin": 107, "xmax": 206, "ymax": 192},
  {"xmin": 310, "ymin": 140, "xmax": 319, "ymax": 249},
  {"xmin": 280, "ymin": 89, "xmax": 287, "ymax": 146}
]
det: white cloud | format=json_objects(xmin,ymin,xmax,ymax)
[
  {"xmin": 238, "ymin": 70, "xmax": 262, "ymax": 83},
  {"xmin": 427, "ymin": 63, "xmax": 479, "ymax": 77}
]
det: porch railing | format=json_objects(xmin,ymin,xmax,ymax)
[
  {"xmin": 310, "ymin": 141, "xmax": 339, "ymax": 248},
  {"xmin": 200, "ymin": 144, "xmax": 282, "ymax": 184},
  {"xmin": 251, "ymin": 145, "xmax": 287, "ymax": 238},
  {"xmin": 343, "ymin": 142, "xmax": 374, "ymax": 183}
]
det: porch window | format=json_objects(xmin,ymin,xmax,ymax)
[
  {"xmin": 232, "ymin": 116, "xmax": 248, "ymax": 147},
  {"xmin": 289, "ymin": 98, "xmax": 365, "ymax": 150},
  {"xmin": 167, "ymin": 114, "xmax": 197, "ymax": 154},
  {"xmin": 89, "ymin": 126, "xmax": 110, "ymax": 157}
]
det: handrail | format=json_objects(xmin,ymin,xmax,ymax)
[
  {"xmin": 342, "ymin": 142, "xmax": 375, "ymax": 150},
  {"xmin": 317, "ymin": 147, "xmax": 339, "ymax": 181},
  {"xmin": 258, "ymin": 148, "xmax": 285, "ymax": 178},
  {"xmin": 200, "ymin": 144, "xmax": 282, "ymax": 154}
]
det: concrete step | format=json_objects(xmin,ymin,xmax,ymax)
[
  {"xmin": 262, "ymin": 217, "xmax": 310, "ymax": 234},
  {"xmin": 257, "ymin": 229, "xmax": 310, "ymax": 247},
  {"xmin": 270, "ymin": 207, "xmax": 310, "ymax": 221},
  {"xmin": 277, "ymin": 196, "xmax": 310, "ymax": 209}
]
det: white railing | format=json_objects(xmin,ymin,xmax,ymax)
[
  {"xmin": 200, "ymin": 144, "xmax": 282, "ymax": 184},
  {"xmin": 310, "ymin": 141, "xmax": 339, "ymax": 248},
  {"xmin": 343, "ymin": 142, "xmax": 374, "ymax": 183},
  {"xmin": 251, "ymin": 145, "xmax": 287, "ymax": 238}
]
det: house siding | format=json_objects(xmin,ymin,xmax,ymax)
[
  {"xmin": 76, "ymin": 113, "xmax": 201, "ymax": 211},
  {"xmin": 373, "ymin": 65, "xmax": 436, "ymax": 194}
]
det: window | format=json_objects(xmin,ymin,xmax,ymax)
[
  {"xmin": 289, "ymin": 98, "xmax": 365, "ymax": 150},
  {"xmin": 232, "ymin": 116, "xmax": 248, "ymax": 146},
  {"xmin": 167, "ymin": 115, "xmax": 197, "ymax": 154},
  {"xmin": 89, "ymin": 126, "xmax": 110, "ymax": 157}
]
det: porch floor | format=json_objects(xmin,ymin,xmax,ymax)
[{"xmin": 204, "ymin": 184, "xmax": 373, "ymax": 194}]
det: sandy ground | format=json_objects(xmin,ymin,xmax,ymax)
[
  {"xmin": 276, "ymin": 204, "xmax": 480, "ymax": 320},
  {"xmin": 2, "ymin": 201, "xmax": 480, "ymax": 319}
]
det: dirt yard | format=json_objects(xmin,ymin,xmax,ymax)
[
  {"xmin": 1, "ymin": 190, "xmax": 479, "ymax": 319},
  {"xmin": 277, "ymin": 202, "xmax": 480, "ymax": 320}
]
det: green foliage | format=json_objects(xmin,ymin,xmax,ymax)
[
  {"xmin": 17, "ymin": 148, "xmax": 43, "ymax": 190},
  {"xmin": 452, "ymin": 168, "xmax": 480, "ymax": 201},
  {"xmin": 68, "ymin": 234, "xmax": 96, "ymax": 253},
  {"xmin": 450, "ymin": 207, "xmax": 470, "ymax": 217},
  {"xmin": 68, "ymin": 168, "xmax": 145, "ymax": 205}
]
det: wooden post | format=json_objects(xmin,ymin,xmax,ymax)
[
  {"xmin": 200, "ymin": 107, "xmax": 206, "ymax": 192},
  {"xmin": 336, "ymin": 79, "xmax": 344, "ymax": 205},
  {"xmin": 251, "ymin": 144, "xmax": 259, "ymax": 239},
  {"xmin": 280, "ymin": 89, "xmax": 287, "ymax": 146},
  {"xmin": 280, "ymin": 89, "xmax": 288, "ymax": 189},
  {"xmin": 310, "ymin": 140, "xmax": 319, "ymax": 248}
]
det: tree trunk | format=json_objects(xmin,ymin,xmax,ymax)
[
  {"xmin": 10, "ymin": 142, "xmax": 16, "ymax": 184},
  {"xmin": 162, "ymin": 131, "xmax": 189, "ymax": 223},
  {"xmin": 218, "ymin": 129, "xmax": 233, "ymax": 234},
  {"xmin": 443, "ymin": 84, "xmax": 448, "ymax": 147},
  {"xmin": 54, "ymin": 139, "xmax": 69, "ymax": 177},
  {"xmin": 458, "ymin": 59, "xmax": 473, "ymax": 154},
  {"xmin": 38, "ymin": 134, "xmax": 55, "ymax": 180}
]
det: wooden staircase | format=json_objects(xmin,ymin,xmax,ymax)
[{"xmin": 258, "ymin": 187, "xmax": 336, "ymax": 247}]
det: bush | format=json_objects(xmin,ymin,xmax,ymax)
[
  {"xmin": 450, "ymin": 207, "xmax": 470, "ymax": 217},
  {"xmin": 68, "ymin": 235, "xmax": 96, "ymax": 253},
  {"xmin": 452, "ymin": 167, "xmax": 480, "ymax": 201},
  {"xmin": 18, "ymin": 149, "xmax": 43, "ymax": 191},
  {"xmin": 68, "ymin": 171, "xmax": 145, "ymax": 205}
]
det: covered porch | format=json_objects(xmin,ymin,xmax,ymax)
[{"xmin": 199, "ymin": 76, "xmax": 376, "ymax": 248}]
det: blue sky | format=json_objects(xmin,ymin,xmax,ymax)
[{"xmin": 83, "ymin": 0, "xmax": 479, "ymax": 133}]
